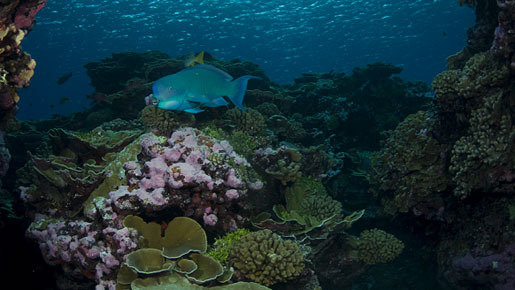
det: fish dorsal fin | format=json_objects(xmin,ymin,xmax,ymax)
[{"xmin": 182, "ymin": 64, "xmax": 233, "ymax": 81}]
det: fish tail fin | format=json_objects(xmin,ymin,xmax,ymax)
[
  {"xmin": 196, "ymin": 51, "xmax": 205, "ymax": 65},
  {"xmin": 229, "ymin": 75, "xmax": 261, "ymax": 111}
]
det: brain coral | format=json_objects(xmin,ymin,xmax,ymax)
[
  {"xmin": 358, "ymin": 228, "xmax": 404, "ymax": 265},
  {"xmin": 229, "ymin": 229, "xmax": 304, "ymax": 286}
]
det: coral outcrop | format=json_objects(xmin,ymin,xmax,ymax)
[
  {"xmin": 0, "ymin": 0, "xmax": 46, "ymax": 127},
  {"xmin": 106, "ymin": 127, "xmax": 258, "ymax": 232},
  {"xmin": 369, "ymin": 111, "xmax": 450, "ymax": 218}
]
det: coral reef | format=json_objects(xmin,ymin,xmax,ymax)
[
  {"xmin": 5, "ymin": 10, "xmax": 469, "ymax": 288},
  {"xmin": 357, "ymin": 228, "xmax": 404, "ymax": 265},
  {"xmin": 285, "ymin": 62, "xmax": 432, "ymax": 151},
  {"xmin": 368, "ymin": 1, "xmax": 515, "ymax": 289},
  {"xmin": 229, "ymin": 229, "xmax": 304, "ymax": 286}
]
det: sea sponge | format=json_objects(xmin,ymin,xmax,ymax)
[
  {"xmin": 229, "ymin": 229, "xmax": 304, "ymax": 286},
  {"xmin": 358, "ymin": 228, "xmax": 404, "ymax": 265}
]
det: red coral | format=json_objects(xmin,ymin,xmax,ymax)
[{"xmin": 14, "ymin": 0, "xmax": 47, "ymax": 29}]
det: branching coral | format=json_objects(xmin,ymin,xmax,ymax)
[
  {"xmin": 357, "ymin": 228, "xmax": 404, "ymax": 265},
  {"xmin": 369, "ymin": 111, "xmax": 450, "ymax": 218},
  {"xmin": 229, "ymin": 229, "xmax": 304, "ymax": 286},
  {"xmin": 450, "ymin": 91, "xmax": 515, "ymax": 198},
  {"xmin": 433, "ymin": 52, "xmax": 509, "ymax": 128},
  {"xmin": 140, "ymin": 105, "xmax": 195, "ymax": 133},
  {"xmin": 254, "ymin": 146, "xmax": 302, "ymax": 185},
  {"xmin": 206, "ymin": 228, "xmax": 250, "ymax": 265},
  {"xmin": 223, "ymin": 108, "xmax": 266, "ymax": 136}
]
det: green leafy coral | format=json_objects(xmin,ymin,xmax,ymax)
[
  {"xmin": 252, "ymin": 177, "xmax": 363, "ymax": 240},
  {"xmin": 206, "ymin": 228, "xmax": 250, "ymax": 265}
]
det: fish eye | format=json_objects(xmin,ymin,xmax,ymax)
[{"xmin": 168, "ymin": 87, "xmax": 173, "ymax": 91}]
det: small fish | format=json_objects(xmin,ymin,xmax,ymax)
[
  {"xmin": 57, "ymin": 72, "xmax": 72, "ymax": 85},
  {"xmin": 59, "ymin": 96, "xmax": 70, "ymax": 104},
  {"xmin": 152, "ymin": 64, "xmax": 260, "ymax": 113},
  {"xmin": 184, "ymin": 51, "xmax": 204, "ymax": 67}
]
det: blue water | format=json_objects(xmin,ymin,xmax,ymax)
[{"xmin": 18, "ymin": 0, "xmax": 474, "ymax": 120}]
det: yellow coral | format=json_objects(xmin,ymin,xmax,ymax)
[
  {"xmin": 140, "ymin": 105, "xmax": 195, "ymax": 133},
  {"xmin": 358, "ymin": 228, "xmax": 404, "ymax": 265},
  {"xmin": 229, "ymin": 229, "xmax": 304, "ymax": 286}
]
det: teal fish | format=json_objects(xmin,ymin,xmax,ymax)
[{"xmin": 152, "ymin": 64, "xmax": 260, "ymax": 113}]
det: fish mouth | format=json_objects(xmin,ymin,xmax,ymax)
[{"xmin": 145, "ymin": 94, "xmax": 160, "ymax": 106}]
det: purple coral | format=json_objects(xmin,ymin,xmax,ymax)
[
  {"xmin": 448, "ymin": 245, "xmax": 515, "ymax": 290},
  {"xmin": 26, "ymin": 213, "xmax": 138, "ymax": 287},
  {"xmin": 110, "ymin": 128, "xmax": 257, "ymax": 231},
  {"xmin": 492, "ymin": 0, "xmax": 515, "ymax": 67}
]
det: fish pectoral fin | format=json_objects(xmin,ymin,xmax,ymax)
[
  {"xmin": 204, "ymin": 97, "xmax": 229, "ymax": 107},
  {"xmin": 184, "ymin": 108, "xmax": 204, "ymax": 113}
]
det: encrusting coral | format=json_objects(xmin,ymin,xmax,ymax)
[
  {"xmin": 229, "ymin": 229, "xmax": 305, "ymax": 286},
  {"xmin": 357, "ymin": 228, "xmax": 404, "ymax": 265}
]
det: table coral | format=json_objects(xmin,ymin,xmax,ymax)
[{"xmin": 229, "ymin": 229, "xmax": 304, "ymax": 286}]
